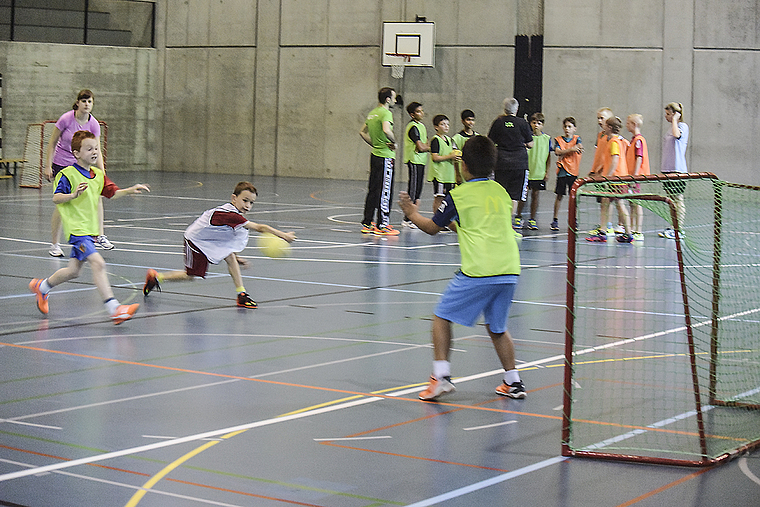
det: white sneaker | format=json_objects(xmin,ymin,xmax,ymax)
[
  {"xmin": 48, "ymin": 244, "xmax": 65, "ymax": 257},
  {"xmin": 402, "ymin": 220, "xmax": 418, "ymax": 229},
  {"xmin": 658, "ymin": 228, "xmax": 676, "ymax": 240},
  {"xmin": 96, "ymin": 235, "xmax": 114, "ymax": 250}
]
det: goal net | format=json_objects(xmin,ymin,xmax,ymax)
[
  {"xmin": 19, "ymin": 120, "xmax": 108, "ymax": 189},
  {"xmin": 563, "ymin": 173, "xmax": 760, "ymax": 466}
]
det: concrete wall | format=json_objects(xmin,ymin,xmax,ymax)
[
  {"xmin": 543, "ymin": 0, "xmax": 760, "ymax": 185},
  {"xmin": 2, "ymin": 0, "xmax": 759, "ymax": 185},
  {"xmin": 158, "ymin": 0, "xmax": 519, "ymax": 179},
  {"xmin": 0, "ymin": 41, "xmax": 157, "ymax": 172}
]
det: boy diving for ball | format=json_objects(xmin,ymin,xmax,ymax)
[
  {"xmin": 29, "ymin": 130, "xmax": 150, "ymax": 324},
  {"xmin": 143, "ymin": 181, "xmax": 296, "ymax": 309}
]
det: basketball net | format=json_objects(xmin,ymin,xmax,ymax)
[{"xmin": 390, "ymin": 55, "xmax": 412, "ymax": 79}]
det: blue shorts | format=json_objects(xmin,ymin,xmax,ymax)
[
  {"xmin": 68, "ymin": 235, "xmax": 98, "ymax": 261},
  {"xmin": 434, "ymin": 272, "xmax": 518, "ymax": 334}
]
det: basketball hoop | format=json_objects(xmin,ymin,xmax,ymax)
[{"xmin": 387, "ymin": 54, "xmax": 412, "ymax": 79}]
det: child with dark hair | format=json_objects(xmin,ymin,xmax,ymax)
[{"xmin": 399, "ymin": 135, "xmax": 527, "ymax": 401}]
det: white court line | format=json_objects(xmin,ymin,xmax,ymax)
[
  {"xmin": 143, "ymin": 435, "xmax": 222, "ymax": 442},
  {"xmin": 739, "ymin": 458, "xmax": 760, "ymax": 487},
  {"xmin": 313, "ymin": 436, "xmax": 392, "ymax": 442},
  {"xmin": 463, "ymin": 421, "xmax": 516, "ymax": 431},
  {"xmin": 0, "ymin": 418, "xmax": 61, "ymax": 430}
]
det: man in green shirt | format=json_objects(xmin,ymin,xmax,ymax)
[{"xmin": 359, "ymin": 87, "xmax": 399, "ymax": 236}]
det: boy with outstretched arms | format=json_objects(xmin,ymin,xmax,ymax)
[
  {"xmin": 516, "ymin": 112, "xmax": 552, "ymax": 230},
  {"xmin": 29, "ymin": 130, "xmax": 149, "ymax": 324},
  {"xmin": 399, "ymin": 135, "xmax": 526, "ymax": 401},
  {"xmin": 402, "ymin": 102, "xmax": 430, "ymax": 228},
  {"xmin": 551, "ymin": 117, "xmax": 583, "ymax": 231},
  {"xmin": 143, "ymin": 182, "xmax": 296, "ymax": 309}
]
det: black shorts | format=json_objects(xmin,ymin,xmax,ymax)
[
  {"xmin": 494, "ymin": 169, "xmax": 529, "ymax": 202},
  {"xmin": 528, "ymin": 179, "xmax": 546, "ymax": 191},
  {"xmin": 432, "ymin": 179, "xmax": 455, "ymax": 197},
  {"xmin": 555, "ymin": 174, "xmax": 577, "ymax": 196}
]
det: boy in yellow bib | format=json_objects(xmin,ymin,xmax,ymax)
[
  {"xmin": 29, "ymin": 131, "xmax": 150, "ymax": 324},
  {"xmin": 399, "ymin": 135, "xmax": 526, "ymax": 401}
]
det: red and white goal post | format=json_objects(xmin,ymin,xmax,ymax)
[
  {"xmin": 19, "ymin": 120, "xmax": 108, "ymax": 189},
  {"xmin": 562, "ymin": 172, "xmax": 760, "ymax": 467}
]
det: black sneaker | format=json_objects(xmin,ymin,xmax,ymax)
[
  {"xmin": 495, "ymin": 381, "xmax": 526, "ymax": 399},
  {"xmin": 237, "ymin": 292, "xmax": 257, "ymax": 309}
]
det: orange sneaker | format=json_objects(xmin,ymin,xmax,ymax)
[
  {"xmin": 143, "ymin": 269, "xmax": 161, "ymax": 296},
  {"xmin": 112, "ymin": 303, "xmax": 139, "ymax": 325},
  {"xmin": 495, "ymin": 380, "xmax": 527, "ymax": 399},
  {"xmin": 418, "ymin": 375, "xmax": 456, "ymax": 401},
  {"xmin": 372, "ymin": 225, "xmax": 400, "ymax": 236},
  {"xmin": 237, "ymin": 292, "xmax": 258, "ymax": 309},
  {"xmin": 29, "ymin": 278, "xmax": 49, "ymax": 315}
]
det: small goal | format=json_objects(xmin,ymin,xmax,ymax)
[
  {"xmin": 563, "ymin": 172, "xmax": 760, "ymax": 466},
  {"xmin": 19, "ymin": 120, "xmax": 108, "ymax": 189}
]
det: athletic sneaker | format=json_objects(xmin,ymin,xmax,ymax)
[
  {"xmin": 513, "ymin": 216, "xmax": 523, "ymax": 229},
  {"xmin": 419, "ymin": 375, "xmax": 456, "ymax": 401},
  {"xmin": 237, "ymin": 292, "xmax": 258, "ymax": 309},
  {"xmin": 48, "ymin": 244, "xmax": 65, "ymax": 257},
  {"xmin": 495, "ymin": 380, "xmax": 527, "ymax": 399},
  {"xmin": 514, "ymin": 230, "xmax": 523, "ymax": 240},
  {"xmin": 29, "ymin": 278, "xmax": 49, "ymax": 315},
  {"xmin": 402, "ymin": 220, "xmax": 418, "ymax": 229},
  {"xmin": 112, "ymin": 303, "xmax": 139, "ymax": 325},
  {"xmin": 372, "ymin": 225, "xmax": 400, "ymax": 236},
  {"xmin": 550, "ymin": 219, "xmax": 559, "ymax": 231},
  {"xmin": 95, "ymin": 235, "xmax": 114, "ymax": 250},
  {"xmin": 586, "ymin": 231, "xmax": 607, "ymax": 243},
  {"xmin": 143, "ymin": 269, "xmax": 161, "ymax": 296},
  {"xmin": 632, "ymin": 232, "xmax": 644, "ymax": 241},
  {"xmin": 614, "ymin": 224, "xmax": 626, "ymax": 234},
  {"xmin": 526, "ymin": 218, "xmax": 538, "ymax": 230},
  {"xmin": 361, "ymin": 223, "xmax": 374, "ymax": 234},
  {"xmin": 659, "ymin": 228, "xmax": 676, "ymax": 239},
  {"xmin": 616, "ymin": 233, "xmax": 634, "ymax": 243}
]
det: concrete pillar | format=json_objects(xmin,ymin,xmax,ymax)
[{"xmin": 253, "ymin": 0, "xmax": 281, "ymax": 176}]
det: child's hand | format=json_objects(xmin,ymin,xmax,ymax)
[
  {"xmin": 398, "ymin": 191, "xmax": 419, "ymax": 215},
  {"xmin": 237, "ymin": 256, "xmax": 250, "ymax": 268},
  {"xmin": 73, "ymin": 182, "xmax": 88, "ymax": 197},
  {"xmin": 281, "ymin": 232, "xmax": 297, "ymax": 243},
  {"xmin": 672, "ymin": 111, "xmax": 681, "ymax": 122},
  {"xmin": 130, "ymin": 184, "xmax": 151, "ymax": 194}
]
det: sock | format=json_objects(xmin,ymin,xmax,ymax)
[
  {"xmin": 157, "ymin": 272, "xmax": 165, "ymax": 282},
  {"xmin": 236, "ymin": 286, "xmax": 245, "ymax": 294},
  {"xmin": 104, "ymin": 298, "xmax": 121, "ymax": 315},
  {"xmin": 433, "ymin": 360, "xmax": 451, "ymax": 380},
  {"xmin": 39, "ymin": 279, "xmax": 52, "ymax": 294},
  {"xmin": 504, "ymin": 369, "xmax": 521, "ymax": 385}
]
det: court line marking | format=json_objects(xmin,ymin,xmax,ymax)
[
  {"xmin": 739, "ymin": 457, "xmax": 760, "ymax": 487},
  {"xmin": 463, "ymin": 421, "xmax": 517, "ymax": 431},
  {"xmin": 312, "ymin": 436, "xmax": 392, "ymax": 442}
]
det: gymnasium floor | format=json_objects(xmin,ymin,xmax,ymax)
[{"xmin": 0, "ymin": 173, "xmax": 758, "ymax": 507}]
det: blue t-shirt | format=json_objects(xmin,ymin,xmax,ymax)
[{"xmin": 431, "ymin": 177, "xmax": 490, "ymax": 227}]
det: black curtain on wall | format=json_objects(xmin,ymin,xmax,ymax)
[{"xmin": 514, "ymin": 34, "xmax": 543, "ymax": 120}]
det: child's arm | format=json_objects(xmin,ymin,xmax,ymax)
[
  {"xmin": 245, "ymin": 222, "xmax": 296, "ymax": 243},
  {"xmin": 398, "ymin": 191, "xmax": 444, "ymax": 235},
  {"xmin": 52, "ymin": 181, "xmax": 88, "ymax": 204},
  {"xmin": 111, "ymin": 184, "xmax": 150, "ymax": 199}
]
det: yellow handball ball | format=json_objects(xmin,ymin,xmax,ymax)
[
  {"xmin": 452, "ymin": 149, "xmax": 462, "ymax": 157},
  {"xmin": 257, "ymin": 232, "xmax": 290, "ymax": 258}
]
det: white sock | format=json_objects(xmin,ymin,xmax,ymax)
[
  {"xmin": 104, "ymin": 298, "xmax": 121, "ymax": 315},
  {"xmin": 433, "ymin": 360, "xmax": 451, "ymax": 379},
  {"xmin": 39, "ymin": 279, "xmax": 52, "ymax": 294},
  {"xmin": 504, "ymin": 369, "xmax": 521, "ymax": 385}
]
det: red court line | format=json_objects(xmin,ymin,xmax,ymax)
[
  {"xmin": 320, "ymin": 442, "xmax": 510, "ymax": 473},
  {"xmin": 614, "ymin": 468, "xmax": 711, "ymax": 507},
  {"xmin": 0, "ymin": 444, "xmax": 326, "ymax": 507}
]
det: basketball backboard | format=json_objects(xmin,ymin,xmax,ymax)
[{"xmin": 382, "ymin": 22, "xmax": 435, "ymax": 68}]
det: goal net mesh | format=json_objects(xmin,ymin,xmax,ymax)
[
  {"xmin": 19, "ymin": 120, "xmax": 108, "ymax": 189},
  {"xmin": 563, "ymin": 173, "xmax": 760, "ymax": 466}
]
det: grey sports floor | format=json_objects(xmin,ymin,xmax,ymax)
[{"xmin": 1, "ymin": 173, "xmax": 758, "ymax": 507}]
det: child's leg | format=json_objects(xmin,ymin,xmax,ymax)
[
  {"xmin": 487, "ymin": 324, "xmax": 517, "ymax": 372},
  {"xmin": 553, "ymin": 195, "xmax": 563, "ymax": 220},
  {"xmin": 529, "ymin": 189, "xmax": 540, "ymax": 220},
  {"xmin": 631, "ymin": 202, "xmax": 642, "ymax": 232},
  {"xmin": 516, "ymin": 199, "xmax": 526, "ymax": 217},
  {"xmin": 47, "ymin": 258, "xmax": 85, "ymax": 287},
  {"xmin": 87, "ymin": 252, "xmax": 116, "ymax": 301},
  {"xmin": 224, "ymin": 253, "xmax": 245, "ymax": 292},
  {"xmin": 433, "ymin": 195, "xmax": 443, "ymax": 214},
  {"xmin": 599, "ymin": 198, "xmax": 610, "ymax": 229},
  {"xmin": 615, "ymin": 200, "xmax": 632, "ymax": 234},
  {"xmin": 431, "ymin": 315, "xmax": 453, "ymax": 362},
  {"xmin": 51, "ymin": 207, "xmax": 62, "ymax": 245}
]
